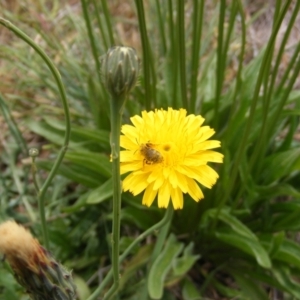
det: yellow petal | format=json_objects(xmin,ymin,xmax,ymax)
[
  {"xmin": 171, "ymin": 187, "xmax": 183, "ymax": 209},
  {"xmin": 157, "ymin": 182, "xmax": 171, "ymax": 208},
  {"xmin": 142, "ymin": 183, "xmax": 157, "ymax": 207},
  {"xmin": 186, "ymin": 178, "xmax": 204, "ymax": 201}
]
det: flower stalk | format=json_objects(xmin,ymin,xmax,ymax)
[
  {"xmin": 104, "ymin": 95, "xmax": 124, "ymax": 300},
  {"xmin": 101, "ymin": 46, "xmax": 139, "ymax": 300}
]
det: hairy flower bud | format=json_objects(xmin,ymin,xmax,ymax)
[
  {"xmin": 0, "ymin": 221, "xmax": 77, "ymax": 300},
  {"xmin": 102, "ymin": 46, "xmax": 139, "ymax": 97}
]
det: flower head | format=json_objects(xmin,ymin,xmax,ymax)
[
  {"xmin": 120, "ymin": 108, "xmax": 224, "ymax": 209},
  {"xmin": 101, "ymin": 46, "xmax": 140, "ymax": 98},
  {"xmin": 0, "ymin": 221, "xmax": 76, "ymax": 300}
]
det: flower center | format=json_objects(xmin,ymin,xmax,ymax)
[{"xmin": 163, "ymin": 144, "xmax": 171, "ymax": 151}]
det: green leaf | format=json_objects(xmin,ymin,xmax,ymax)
[
  {"xmin": 273, "ymin": 264, "xmax": 300, "ymax": 299},
  {"xmin": 267, "ymin": 201, "xmax": 300, "ymax": 231},
  {"xmin": 273, "ymin": 239, "xmax": 300, "ymax": 270},
  {"xmin": 73, "ymin": 275, "xmax": 91, "ymax": 300},
  {"xmin": 182, "ymin": 278, "xmax": 201, "ymax": 300},
  {"xmin": 26, "ymin": 118, "xmax": 110, "ymax": 151},
  {"xmin": 37, "ymin": 160, "xmax": 102, "ymax": 187},
  {"xmin": 173, "ymin": 242, "xmax": 200, "ymax": 276},
  {"xmin": 257, "ymin": 183, "xmax": 300, "ymax": 198},
  {"xmin": 86, "ymin": 178, "xmax": 113, "ymax": 204},
  {"xmin": 44, "ymin": 117, "xmax": 110, "ymax": 149},
  {"xmin": 65, "ymin": 150, "xmax": 111, "ymax": 178},
  {"xmin": 259, "ymin": 232, "xmax": 285, "ymax": 257},
  {"xmin": 120, "ymin": 244, "xmax": 153, "ymax": 290},
  {"xmin": 121, "ymin": 205, "xmax": 161, "ymax": 230},
  {"xmin": 262, "ymin": 148, "xmax": 300, "ymax": 183},
  {"xmin": 215, "ymin": 229, "xmax": 271, "ymax": 268},
  {"xmin": 231, "ymin": 270, "xmax": 269, "ymax": 300},
  {"xmin": 148, "ymin": 234, "xmax": 184, "ymax": 299},
  {"xmin": 204, "ymin": 207, "xmax": 258, "ymax": 240}
]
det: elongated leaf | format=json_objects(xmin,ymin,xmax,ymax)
[
  {"xmin": 65, "ymin": 150, "xmax": 111, "ymax": 178},
  {"xmin": 148, "ymin": 234, "xmax": 184, "ymax": 299},
  {"xmin": 260, "ymin": 232, "xmax": 285, "ymax": 257},
  {"xmin": 257, "ymin": 183, "xmax": 300, "ymax": 198},
  {"xmin": 37, "ymin": 160, "xmax": 102, "ymax": 188},
  {"xmin": 273, "ymin": 264, "xmax": 300, "ymax": 299},
  {"xmin": 273, "ymin": 239, "xmax": 300, "ymax": 270},
  {"xmin": 120, "ymin": 244, "xmax": 153, "ymax": 290},
  {"xmin": 204, "ymin": 207, "xmax": 258, "ymax": 241},
  {"xmin": 231, "ymin": 270, "xmax": 269, "ymax": 300},
  {"xmin": 173, "ymin": 242, "xmax": 200, "ymax": 276},
  {"xmin": 26, "ymin": 118, "xmax": 110, "ymax": 151},
  {"xmin": 43, "ymin": 117, "xmax": 110, "ymax": 149},
  {"xmin": 182, "ymin": 278, "xmax": 201, "ymax": 300},
  {"xmin": 215, "ymin": 229, "xmax": 271, "ymax": 268},
  {"xmin": 121, "ymin": 206, "xmax": 161, "ymax": 230},
  {"xmin": 86, "ymin": 178, "xmax": 113, "ymax": 204},
  {"xmin": 262, "ymin": 148, "xmax": 300, "ymax": 183}
]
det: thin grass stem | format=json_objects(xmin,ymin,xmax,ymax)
[
  {"xmin": 92, "ymin": 0, "xmax": 108, "ymax": 50},
  {"xmin": 214, "ymin": 0, "xmax": 292, "ymax": 219},
  {"xmin": 276, "ymin": 43, "xmax": 300, "ymax": 93},
  {"xmin": 167, "ymin": 0, "xmax": 179, "ymax": 108},
  {"xmin": 0, "ymin": 18, "xmax": 71, "ymax": 249},
  {"xmin": 155, "ymin": 0, "xmax": 167, "ymax": 54},
  {"xmin": 190, "ymin": 0, "xmax": 204, "ymax": 111},
  {"xmin": 223, "ymin": 0, "xmax": 246, "ymax": 142},
  {"xmin": 222, "ymin": 1, "xmax": 238, "ymax": 61},
  {"xmin": 248, "ymin": 0, "xmax": 294, "ymax": 173},
  {"xmin": 80, "ymin": 0, "xmax": 102, "ymax": 84},
  {"xmin": 135, "ymin": 0, "xmax": 153, "ymax": 109},
  {"xmin": 255, "ymin": 0, "xmax": 299, "ymax": 165},
  {"xmin": 0, "ymin": 94, "xmax": 28, "ymax": 156},
  {"xmin": 177, "ymin": 0, "xmax": 188, "ymax": 110},
  {"xmin": 101, "ymin": 0, "xmax": 115, "ymax": 46},
  {"xmin": 267, "ymin": 54, "xmax": 300, "ymax": 145},
  {"xmin": 214, "ymin": 0, "xmax": 226, "ymax": 128}
]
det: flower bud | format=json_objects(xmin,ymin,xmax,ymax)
[
  {"xmin": 29, "ymin": 148, "xmax": 39, "ymax": 157},
  {"xmin": 102, "ymin": 46, "xmax": 139, "ymax": 98},
  {"xmin": 0, "ymin": 221, "xmax": 77, "ymax": 300}
]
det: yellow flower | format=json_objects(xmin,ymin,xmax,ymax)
[{"xmin": 120, "ymin": 108, "xmax": 223, "ymax": 209}]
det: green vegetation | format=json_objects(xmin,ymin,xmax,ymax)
[{"xmin": 1, "ymin": 1, "xmax": 300, "ymax": 299}]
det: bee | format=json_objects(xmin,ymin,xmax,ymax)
[{"xmin": 140, "ymin": 143, "xmax": 163, "ymax": 165}]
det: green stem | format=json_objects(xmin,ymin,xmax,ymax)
[
  {"xmin": 92, "ymin": 0, "xmax": 108, "ymax": 50},
  {"xmin": 155, "ymin": 0, "xmax": 167, "ymax": 54},
  {"xmin": 167, "ymin": 0, "xmax": 179, "ymax": 109},
  {"xmin": 0, "ymin": 18, "xmax": 71, "ymax": 249},
  {"xmin": 135, "ymin": 0, "xmax": 153, "ymax": 109},
  {"xmin": 101, "ymin": 0, "xmax": 115, "ymax": 46},
  {"xmin": 87, "ymin": 206, "xmax": 173, "ymax": 300},
  {"xmin": 149, "ymin": 206, "xmax": 173, "ymax": 263},
  {"xmin": 190, "ymin": 0, "xmax": 204, "ymax": 111},
  {"xmin": 102, "ymin": 95, "xmax": 124, "ymax": 300},
  {"xmin": 177, "ymin": 0, "xmax": 188, "ymax": 110},
  {"xmin": 31, "ymin": 156, "xmax": 41, "ymax": 193},
  {"xmin": 276, "ymin": 43, "xmax": 300, "ymax": 93},
  {"xmin": 214, "ymin": 0, "xmax": 226, "ymax": 129},
  {"xmin": 0, "ymin": 93, "xmax": 28, "ymax": 156},
  {"xmin": 223, "ymin": 0, "xmax": 246, "ymax": 143},
  {"xmin": 80, "ymin": 0, "xmax": 102, "ymax": 84}
]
